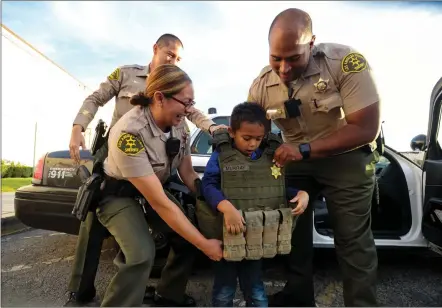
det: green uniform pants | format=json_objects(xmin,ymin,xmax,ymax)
[
  {"xmin": 96, "ymin": 197, "xmax": 156, "ymax": 306},
  {"xmin": 143, "ymin": 193, "xmax": 197, "ymax": 302},
  {"xmin": 67, "ymin": 142, "xmax": 196, "ymax": 304},
  {"xmin": 281, "ymin": 148, "xmax": 379, "ymax": 307},
  {"xmin": 95, "ymin": 193, "xmax": 196, "ymax": 307}
]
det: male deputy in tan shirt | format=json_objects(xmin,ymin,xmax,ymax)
[
  {"xmin": 69, "ymin": 34, "xmax": 222, "ymax": 162},
  {"xmin": 248, "ymin": 9, "xmax": 380, "ymax": 307},
  {"xmin": 65, "ymin": 34, "xmax": 225, "ymax": 307}
]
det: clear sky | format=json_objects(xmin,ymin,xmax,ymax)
[{"xmin": 2, "ymin": 1, "xmax": 442, "ymax": 165}]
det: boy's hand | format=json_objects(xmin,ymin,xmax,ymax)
[
  {"xmin": 217, "ymin": 200, "xmax": 245, "ymax": 234},
  {"xmin": 289, "ymin": 190, "xmax": 309, "ymax": 216}
]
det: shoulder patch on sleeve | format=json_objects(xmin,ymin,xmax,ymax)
[
  {"xmin": 108, "ymin": 67, "xmax": 121, "ymax": 81},
  {"xmin": 341, "ymin": 52, "xmax": 368, "ymax": 73},
  {"xmin": 117, "ymin": 133, "xmax": 145, "ymax": 156}
]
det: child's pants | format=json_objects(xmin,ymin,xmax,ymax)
[{"xmin": 212, "ymin": 259, "xmax": 268, "ymax": 307}]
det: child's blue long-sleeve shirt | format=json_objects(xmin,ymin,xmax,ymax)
[{"xmin": 201, "ymin": 148, "xmax": 300, "ymax": 211}]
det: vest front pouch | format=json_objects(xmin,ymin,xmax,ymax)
[
  {"xmin": 244, "ymin": 210, "xmax": 264, "ymax": 260},
  {"xmin": 277, "ymin": 208, "xmax": 293, "ymax": 255},
  {"xmin": 223, "ymin": 209, "xmax": 246, "ymax": 261},
  {"xmin": 195, "ymin": 198, "xmax": 223, "ymax": 241},
  {"xmin": 262, "ymin": 209, "xmax": 280, "ymax": 258}
]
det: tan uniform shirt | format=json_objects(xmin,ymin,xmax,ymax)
[
  {"xmin": 104, "ymin": 105, "xmax": 191, "ymax": 183},
  {"xmin": 73, "ymin": 64, "xmax": 214, "ymax": 131},
  {"xmin": 248, "ymin": 43, "xmax": 380, "ymax": 148}
]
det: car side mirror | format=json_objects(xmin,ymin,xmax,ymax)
[{"xmin": 410, "ymin": 134, "xmax": 427, "ymax": 151}]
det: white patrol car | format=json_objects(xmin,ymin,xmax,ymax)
[{"xmin": 188, "ymin": 78, "xmax": 442, "ymax": 254}]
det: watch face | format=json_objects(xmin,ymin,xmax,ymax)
[
  {"xmin": 300, "ymin": 144, "xmax": 310, "ymax": 152},
  {"xmin": 299, "ymin": 143, "xmax": 311, "ymax": 158}
]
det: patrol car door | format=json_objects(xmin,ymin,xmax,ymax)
[{"xmin": 421, "ymin": 77, "xmax": 442, "ymax": 254}]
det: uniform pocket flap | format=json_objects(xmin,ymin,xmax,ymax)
[{"xmin": 312, "ymin": 92, "xmax": 343, "ymax": 113}]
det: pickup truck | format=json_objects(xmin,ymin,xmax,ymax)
[{"xmin": 15, "ymin": 78, "xmax": 442, "ymax": 261}]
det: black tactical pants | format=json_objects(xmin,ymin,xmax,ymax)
[{"xmin": 277, "ymin": 149, "xmax": 379, "ymax": 307}]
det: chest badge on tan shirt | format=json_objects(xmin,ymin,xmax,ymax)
[
  {"xmin": 313, "ymin": 77, "xmax": 329, "ymax": 93},
  {"xmin": 181, "ymin": 131, "xmax": 188, "ymax": 149},
  {"xmin": 270, "ymin": 164, "xmax": 282, "ymax": 179}
]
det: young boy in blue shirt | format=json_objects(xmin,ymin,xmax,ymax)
[{"xmin": 202, "ymin": 102, "xmax": 309, "ymax": 307}]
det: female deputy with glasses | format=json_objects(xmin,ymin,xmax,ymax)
[{"xmin": 96, "ymin": 64, "xmax": 223, "ymax": 307}]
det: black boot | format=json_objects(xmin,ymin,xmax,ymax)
[
  {"xmin": 144, "ymin": 286, "xmax": 156, "ymax": 301},
  {"xmin": 63, "ymin": 292, "xmax": 98, "ymax": 307},
  {"xmin": 153, "ymin": 291, "xmax": 196, "ymax": 307},
  {"xmin": 268, "ymin": 291, "xmax": 316, "ymax": 307}
]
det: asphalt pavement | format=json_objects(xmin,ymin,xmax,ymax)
[
  {"xmin": 1, "ymin": 229, "xmax": 441, "ymax": 307},
  {"xmin": 1, "ymin": 192, "xmax": 30, "ymax": 235}
]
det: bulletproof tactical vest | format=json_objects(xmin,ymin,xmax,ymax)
[
  {"xmin": 216, "ymin": 131, "xmax": 287, "ymax": 212},
  {"xmin": 195, "ymin": 129, "xmax": 295, "ymax": 261}
]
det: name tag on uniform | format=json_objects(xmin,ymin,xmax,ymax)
[{"xmin": 223, "ymin": 165, "xmax": 250, "ymax": 172}]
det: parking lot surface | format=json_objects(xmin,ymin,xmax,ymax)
[{"xmin": 1, "ymin": 229, "xmax": 441, "ymax": 307}]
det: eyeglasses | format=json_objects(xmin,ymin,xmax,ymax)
[{"xmin": 170, "ymin": 96, "xmax": 196, "ymax": 109}]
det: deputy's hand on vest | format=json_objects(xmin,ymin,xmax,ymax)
[
  {"xmin": 201, "ymin": 239, "xmax": 223, "ymax": 261},
  {"xmin": 289, "ymin": 190, "xmax": 310, "ymax": 216},
  {"xmin": 217, "ymin": 200, "xmax": 246, "ymax": 234},
  {"xmin": 209, "ymin": 124, "xmax": 229, "ymax": 135},
  {"xmin": 273, "ymin": 144, "xmax": 303, "ymax": 167}
]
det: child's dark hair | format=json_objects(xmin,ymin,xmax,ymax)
[{"xmin": 230, "ymin": 102, "xmax": 270, "ymax": 132}]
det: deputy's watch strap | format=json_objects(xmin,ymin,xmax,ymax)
[{"xmin": 299, "ymin": 143, "xmax": 311, "ymax": 160}]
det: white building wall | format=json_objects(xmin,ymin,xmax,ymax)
[{"xmin": 1, "ymin": 24, "xmax": 112, "ymax": 166}]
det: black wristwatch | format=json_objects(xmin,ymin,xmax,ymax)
[{"xmin": 299, "ymin": 143, "xmax": 311, "ymax": 160}]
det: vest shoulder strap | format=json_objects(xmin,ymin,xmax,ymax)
[
  {"xmin": 212, "ymin": 128, "xmax": 235, "ymax": 160},
  {"xmin": 213, "ymin": 129, "xmax": 282, "ymax": 160},
  {"xmin": 212, "ymin": 128, "xmax": 231, "ymax": 149},
  {"xmin": 262, "ymin": 132, "xmax": 283, "ymax": 155}
]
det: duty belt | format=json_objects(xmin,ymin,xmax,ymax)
[{"xmin": 102, "ymin": 175, "xmax": 141, "ymax": 198}]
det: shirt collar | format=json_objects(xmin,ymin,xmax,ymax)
[{"xmin": 136, "ymin": 64, "xmax": 150, "ymax": 77}]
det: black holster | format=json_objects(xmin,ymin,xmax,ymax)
[{"xmin": 72, "ymin": 173, "xmax": 104, "ymax": 221}]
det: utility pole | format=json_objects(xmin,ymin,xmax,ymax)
[{"xmin": 33, "ymin": 121, "xmax": 38, "ymax": 170}]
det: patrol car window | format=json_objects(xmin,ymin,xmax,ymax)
[
  {"xmin": 192, "ymin": 132, "xmax": 212, "ymax": 155},
  {"xmin": 191, "ymin": 116, "xmax": 229, "ymax": 155},
  {"xmin": 191, "ymin": 117, "xmax": 280, "ymax": 155}
]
